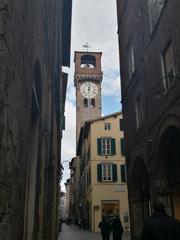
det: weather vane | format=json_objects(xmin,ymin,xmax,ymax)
[{"xmin": 83, "ymin": 42, "xmax": 91, "ymax": 52}]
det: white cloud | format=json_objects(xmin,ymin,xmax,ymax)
[{"xmin": 102, "ymin": 74, "xmax": 121, "ymax": 98}]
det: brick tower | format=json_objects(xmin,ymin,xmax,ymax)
[{"xmin": 74, "ymin": 51, "xmax": 103, "ymax": 144}]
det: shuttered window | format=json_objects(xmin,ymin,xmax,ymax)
[
  {"xmin": 97, "ymin": 164, "xmax": 117, "ymax": 182},
  {"xmin": 97, "ymin": 164, "xmax": 102, "ymax": 182},
  {"xmin": 97, "ymin": 138, "xmax": 116, "ymax": 156}
]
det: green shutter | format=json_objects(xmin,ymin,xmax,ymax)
[
  {"xmin": 120, "ymin": 164, "xmax": 127, "ymax": 182},
  {"xmin": 120, "ymin": 119, "xmax": 123, "ymax": 131},
  {"xmin": 112, "ymin": 164, "xmax": 117, "ymax": 182},
  {"xmin": 97, "ymin": 164, "xmax": 102, "ymax": 182},
  {"xmin": 120, "ymin": 138, "xmax": 125, "ymax": 156},
  {"xmin": 111, "ymin": 138, "xmax": 116, "ymax": 155},
  {"xmin": 97, "ymin": 138, "xmax": 102, "ymax": 155}
]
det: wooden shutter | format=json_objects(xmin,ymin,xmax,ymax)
[
  {"xmin": 120, "ymin": 164, "xmax": 127, "ymax": 182},
  {"xmin": 120, "ymin": 138, "xmax": 125, "ymax": 156},
  {"xmin": 120, "ymin": 119, "xmax": 123, "ymax": 131},
  {"xmin": 112, "ymin": 164, "xmax": 117, "ymax": 182},
  {"xmin": 111, "ymin": 138, "xmax": 116, "ymax": 155},
  {"xmin": 97, "ymin": 138, "xmax": 102, "ymax": 155},
  {"xmin": 97, "ymin": 164, "xmax": 102, "ymax": 182}
]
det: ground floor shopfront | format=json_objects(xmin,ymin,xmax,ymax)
[{"xmin": 83, "ymin": 185, "xmax": 130, "ymax": 233}]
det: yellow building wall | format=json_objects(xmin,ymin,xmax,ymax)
[{"xmin": 86, "ymin": 113, "xmax": 130, "ymax": 232}]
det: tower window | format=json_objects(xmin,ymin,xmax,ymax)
[
  {"xmin": 161, "ymin": 42, "xmax": 175, "ymax": 91},
  {"xmin": 91, "ymin": 99, "xmax": 95, "ymax": 107},
  {"xmin": 104, "ymin": 123, "xmax": 111, "ymax": 130},
  {"xmin": 84, "ymin": 98, "xmax": 88, "ymax": 107},
  {"xmin": 80, "ymin": 55, "xmax": 96, "ymax": 68}
]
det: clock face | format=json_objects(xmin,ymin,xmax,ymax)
[{"xmin": 80, "ymin": 82, "xmax": 98, "ymax": 98}]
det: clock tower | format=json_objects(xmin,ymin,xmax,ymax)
[{"xmin": 74, "ymin": 51, "xmax": 103, "ymax": 143}]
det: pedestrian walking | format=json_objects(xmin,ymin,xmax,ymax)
[
  {"xmin": 59, "ymin": 219, "xmax": 63, "ymax": 233},
  {"xmin": 98, "ymin": 215, "xmax": 112, "ymax": 240},
  {"xmin": 112, "ymin": 215, "xmax": 124, "ymax": 240},
  {"xmin": 141, "ymin": 201, "xmax": 180, "ymax": 240},
  {"xmin": 78, "ymin": 218, "xmax": 82, "ymax": 229}
]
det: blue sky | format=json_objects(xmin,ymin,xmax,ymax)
[{"xmin": 61, "ymin": 0, "xmax": 121, "ymax": 188}]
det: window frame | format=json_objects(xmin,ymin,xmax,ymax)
[
  {"xmin": 102, "ymin": 164, "xmax": 113, "ymax": 182},
  {"xmin": 101, "ymin": 138, "xmax": 112, "ymax": 155},
  {"xmin": 104, "ymin": 123, "xmax": 111, "ymax": 131}
]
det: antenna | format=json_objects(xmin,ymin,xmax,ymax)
[{"xmin": 83, "ymin": 42, "xmax": 91, "ymax": 52}]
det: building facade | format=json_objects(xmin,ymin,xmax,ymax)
[
  {"xmin": 0, "ymin": 0, "xmax": 72, "ymax": 239},
  {"xmin": 116, "ymin": 0, "xmax": 180, "ymax": 239},
  {"xmin": 77, "ymin": 112, "xmax": 130, "ymax": 232}
]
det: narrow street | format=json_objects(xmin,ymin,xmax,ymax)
[{"xmin": 58, "ymin": 224, "xmax": 131, "ymax": 240}]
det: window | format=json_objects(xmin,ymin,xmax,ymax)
[
  {"xmin": 84, "ymin": 98, "xmax": 88, "ymax": 107},
  {"xmin": 102, "ymin": 164, "xmax": 113, "ymax": 181},
  {"xmin": 91, "ymin": 99, "xmax": 95, "ymax": 107},
  {"xmin": 148, "ymin": 0, "xmax": 165, "ymax": 29},
  {"xmin": 128, "ymin": 44, "xmax": 135, "ymax": 79},
  {"xmin": 97, "ymin": 138, "xmax": 116, "ymax": 155},
  {"xmin": 80, "ymin": 54, "xmax": 96, "ymax": 68},
  {"xmin": 161, "ymin": 43, "xmax": 175, "ymax": 91},
  {"xmin": 104, "ymin": 123, "xmax": 111, "ymax": 130},
  {"xmin": 135, "ymin": 95, "xmax": 144, "ymax": 130},
  {"xmin": 97, "ymin": 164, "xmax": 117, "ymax": 182},
  {"xmin": 120, "ymin": 164, "xmax": 127, "ymax": 183},
  {"xmin": 102, "ymin": 138, "xmax": 111, "ymax": 155}
]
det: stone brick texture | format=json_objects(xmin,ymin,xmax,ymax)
[
  {"xmin": 0, "ymin": 0, "xmax": 62, "ymax": 239},
  {"xmin": 117, "ymin": 0, "xmax": 180, "ymax": 239}
]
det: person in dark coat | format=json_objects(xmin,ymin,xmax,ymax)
[
  {"xmin": 98, "ymin": 216, "xmax": 112, "ymax": 240},
  {"xmin": 141, "ymin": 201, "xmax": 180, "ymax": 240},
  {"xmin": 112, "ymin": 216, "xmax": 124, "ymax": 240}
]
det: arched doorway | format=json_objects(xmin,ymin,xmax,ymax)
[
  {"xmin": 130, "ymin": 157, "xmax": 150, "ymax": 240},
  {"xmin": 156, "ymin": 126, "xmax": 180, "ymax": 220}
]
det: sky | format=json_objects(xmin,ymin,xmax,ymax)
[{"xmin": 61, "ymin": 0, "xmax": 121, "ymax": 190}]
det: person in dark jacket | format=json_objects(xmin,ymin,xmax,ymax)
[
  {"xmin": 141, "ymin": 201, "xmax": 180, "ymax": 240},
  {"xmin": 112, "ymin": 216, "xmax": 124, "ymax": 240},
  {"xmin": 98, "ymin": 216, "xmax": 112, "ymax": 240}
]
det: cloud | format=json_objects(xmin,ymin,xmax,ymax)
[
  {"xmin": 70, "ymin": 0, "xmax": 121, "ymax": 99},
  {"xmin": 61, "ymin": 0, "xmax": 121, "ymax": 184}
]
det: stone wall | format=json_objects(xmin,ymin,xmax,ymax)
[{"xmin": 0, "ymin": 0, "xmax": 64, "ymax": 239}]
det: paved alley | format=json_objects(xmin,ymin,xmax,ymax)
[{"xmin": 58, "ymin": 224, "xmax": 131, "ymax": 240}]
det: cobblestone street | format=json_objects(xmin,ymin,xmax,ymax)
[{"xmin": 58, "ymin": 224, "xmax": 131, "ymax": 240}]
